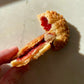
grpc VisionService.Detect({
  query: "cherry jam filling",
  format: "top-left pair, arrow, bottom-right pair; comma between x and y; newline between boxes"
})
40,16 -> 51,31
18,38 -> 45,59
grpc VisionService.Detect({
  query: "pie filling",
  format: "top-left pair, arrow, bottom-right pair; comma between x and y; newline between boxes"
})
40,16 -> 51,31
16,17 -> 52,60
18,38 -> 45,59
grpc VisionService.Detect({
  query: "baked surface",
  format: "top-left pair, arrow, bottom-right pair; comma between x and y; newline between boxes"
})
11,11 -> 70,67
38,11 -> 69,50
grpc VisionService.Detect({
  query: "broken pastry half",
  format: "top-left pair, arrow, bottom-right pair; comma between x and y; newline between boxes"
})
11,11 -> 69,67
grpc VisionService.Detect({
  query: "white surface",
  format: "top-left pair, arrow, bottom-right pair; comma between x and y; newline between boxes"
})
0,0 -> 84,84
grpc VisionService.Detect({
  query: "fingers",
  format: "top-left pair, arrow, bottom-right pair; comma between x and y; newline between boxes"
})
0,46 -> 18,65
0,64 -> 29,84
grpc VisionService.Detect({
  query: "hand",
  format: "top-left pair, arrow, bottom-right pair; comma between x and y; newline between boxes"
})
0,46 -> 18,65
0,47 -> 28,84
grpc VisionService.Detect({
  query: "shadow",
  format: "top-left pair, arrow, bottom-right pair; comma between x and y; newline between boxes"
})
0,0 -> 21,7
0,64 -> 11,78
22,23 -> 84,84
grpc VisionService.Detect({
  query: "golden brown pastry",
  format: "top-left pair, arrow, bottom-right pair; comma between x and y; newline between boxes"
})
11,11 -> 69,67
38,11 -> 69,50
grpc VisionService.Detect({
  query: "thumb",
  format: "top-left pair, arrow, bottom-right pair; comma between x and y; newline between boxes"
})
0,46 -> 18,65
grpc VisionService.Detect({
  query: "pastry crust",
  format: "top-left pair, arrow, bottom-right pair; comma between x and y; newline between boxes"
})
16,34 -> 44,58
11,11 -> 70,67
11,34 -> 51,67
38,11 -> 69,50
38,11 -> 63,24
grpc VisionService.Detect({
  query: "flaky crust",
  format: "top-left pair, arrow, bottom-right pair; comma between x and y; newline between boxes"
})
11,34 -> 51,67
16,34 -> 44,58
11,11 -> 70,67
38,11 -> 69,50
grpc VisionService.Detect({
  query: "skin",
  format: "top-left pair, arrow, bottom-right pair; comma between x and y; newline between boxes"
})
0,47 -> 28,84
0,46 -> 18,65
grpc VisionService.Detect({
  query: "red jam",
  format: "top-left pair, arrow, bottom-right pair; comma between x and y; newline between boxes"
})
40,16 -> 51,31
17,38 -> 45,60
17,41 -> 45,61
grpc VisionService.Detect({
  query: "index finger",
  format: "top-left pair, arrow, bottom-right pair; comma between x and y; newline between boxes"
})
0,46 -> 18,65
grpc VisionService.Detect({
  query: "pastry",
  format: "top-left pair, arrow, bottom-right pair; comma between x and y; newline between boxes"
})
11,11 -> 69,67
